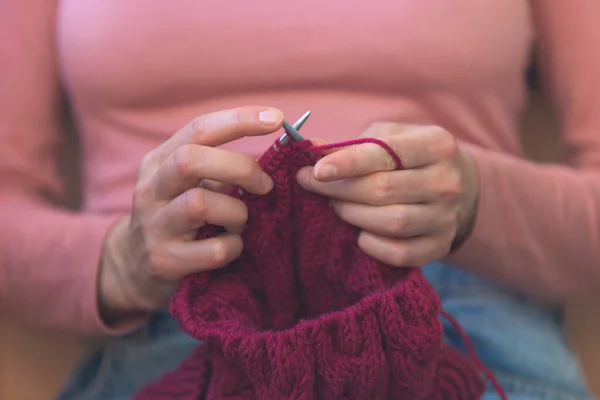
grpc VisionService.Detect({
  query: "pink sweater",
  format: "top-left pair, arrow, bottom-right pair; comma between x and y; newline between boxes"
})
1,0 -> 600,335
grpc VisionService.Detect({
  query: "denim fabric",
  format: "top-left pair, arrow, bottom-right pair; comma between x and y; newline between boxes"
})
422,262 -> 592,400
58,311 -> 198,400
58,263 -> 593,400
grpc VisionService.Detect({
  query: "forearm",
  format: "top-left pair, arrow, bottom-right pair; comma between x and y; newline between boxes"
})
447,144 -> 600,304
0,196 -> 145,335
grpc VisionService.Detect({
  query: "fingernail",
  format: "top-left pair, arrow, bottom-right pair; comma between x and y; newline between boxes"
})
212,241 -> 227,264
296,169 -> 310,186
315,164 -> 337,180
261,173 -> 274,191
258,109 -> 283,126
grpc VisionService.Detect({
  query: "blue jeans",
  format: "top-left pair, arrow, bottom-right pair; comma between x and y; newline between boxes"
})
58,262 -> 593,399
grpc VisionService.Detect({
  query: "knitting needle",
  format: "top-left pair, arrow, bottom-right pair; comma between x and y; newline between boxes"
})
272,111 -> 310,153
279,110 -> 311,145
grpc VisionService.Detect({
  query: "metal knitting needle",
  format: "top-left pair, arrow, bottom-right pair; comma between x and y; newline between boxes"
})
279,110 -> 311,146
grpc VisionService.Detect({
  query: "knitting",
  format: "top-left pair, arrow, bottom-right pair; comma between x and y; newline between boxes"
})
135,138 -> 495,400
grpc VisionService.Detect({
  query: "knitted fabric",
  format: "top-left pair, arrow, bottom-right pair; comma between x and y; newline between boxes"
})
136,139 -> 489,400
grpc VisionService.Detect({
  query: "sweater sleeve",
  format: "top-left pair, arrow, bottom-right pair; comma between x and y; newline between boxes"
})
0,0 -> 145,335
448,1 -> 600,303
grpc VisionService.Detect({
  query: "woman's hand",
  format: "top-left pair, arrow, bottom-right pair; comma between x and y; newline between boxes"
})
99,106 -> 284,317
297,123 -> 480,267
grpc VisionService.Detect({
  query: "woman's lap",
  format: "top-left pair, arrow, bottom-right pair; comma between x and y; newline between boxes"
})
58,263 -> 593,400
422,262 -> 591,400
58,311 -> 198,400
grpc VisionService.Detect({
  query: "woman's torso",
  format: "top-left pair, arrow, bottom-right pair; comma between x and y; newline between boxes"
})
56,0 -> 533,214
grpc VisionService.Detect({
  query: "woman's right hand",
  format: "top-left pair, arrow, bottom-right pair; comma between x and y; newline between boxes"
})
98,106 -> 284,318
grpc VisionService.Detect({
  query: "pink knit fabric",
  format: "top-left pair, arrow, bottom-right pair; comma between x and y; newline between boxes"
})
136,139 -> 488,399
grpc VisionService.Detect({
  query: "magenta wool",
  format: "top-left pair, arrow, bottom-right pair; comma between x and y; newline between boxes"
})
135,139 -> 495,399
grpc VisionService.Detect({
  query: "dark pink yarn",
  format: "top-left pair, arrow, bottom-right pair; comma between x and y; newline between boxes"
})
136,139 -> 496,400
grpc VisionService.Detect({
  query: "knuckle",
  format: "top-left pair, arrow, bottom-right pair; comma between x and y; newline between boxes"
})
133,179 -> 154,206
146,246 -> 172,278
188,115 -> 207,138
372,173 -> 395,203
230,107 -> 257,129
142,211 -> 163,239
385,207 -> 408,235
234,109 -> 248,126
180,189 -> 208,220
171,144 -> 197,174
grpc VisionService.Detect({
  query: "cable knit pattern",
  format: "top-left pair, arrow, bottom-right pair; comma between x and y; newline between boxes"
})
136,140 -> 485,399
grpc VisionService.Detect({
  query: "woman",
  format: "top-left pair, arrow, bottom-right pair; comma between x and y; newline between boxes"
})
1,0 -> 598,398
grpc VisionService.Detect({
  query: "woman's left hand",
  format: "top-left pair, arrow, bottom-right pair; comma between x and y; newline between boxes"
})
296,122 -> 480,267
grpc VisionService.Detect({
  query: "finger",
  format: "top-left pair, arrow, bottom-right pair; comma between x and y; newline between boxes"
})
148,234 -> 243,280
312,123 -> 458,181
332,201 -> 447,238
155,187 -> 248,237
199,180 -> 235,195
297,167 -> 432,205
357,231 -> 450,268
309,137 -> 329,146
308,137 -> 339,156
154,145 -> 273,200
156,106 -> 284,162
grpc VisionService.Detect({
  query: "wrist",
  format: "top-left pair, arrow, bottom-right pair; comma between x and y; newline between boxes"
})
97,215 -> 143,319
452,146 -> 480,250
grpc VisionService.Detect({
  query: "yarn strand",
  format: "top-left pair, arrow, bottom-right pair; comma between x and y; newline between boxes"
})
441,311 -> 508,400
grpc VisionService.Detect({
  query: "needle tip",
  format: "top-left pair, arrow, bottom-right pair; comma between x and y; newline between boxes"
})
279,110 -> 312,145
294,111 -> 311,131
